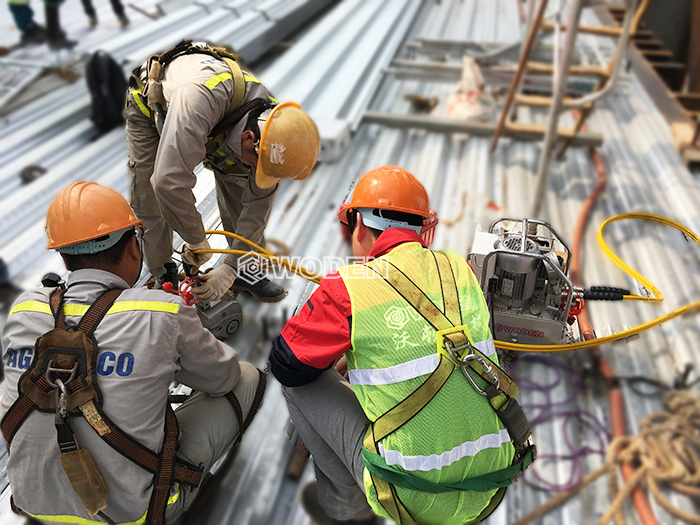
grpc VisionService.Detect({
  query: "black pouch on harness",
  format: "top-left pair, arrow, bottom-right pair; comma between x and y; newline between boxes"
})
85,50 -> 128,133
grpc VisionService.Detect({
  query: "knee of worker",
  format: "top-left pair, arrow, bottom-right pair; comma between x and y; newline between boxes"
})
232,361 -> 263,421
175,392 -> 240,471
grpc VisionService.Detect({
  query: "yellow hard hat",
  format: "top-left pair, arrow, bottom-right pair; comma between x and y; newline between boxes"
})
255,102 -> 321,190
47,182 -> 143,254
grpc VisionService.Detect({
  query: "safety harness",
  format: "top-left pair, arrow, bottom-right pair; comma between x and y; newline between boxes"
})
130,40 -> 274,141
361,253 -> 536,525
1,288 -> 267,524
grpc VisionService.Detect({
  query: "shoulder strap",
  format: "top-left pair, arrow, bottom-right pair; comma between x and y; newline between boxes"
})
221,57 -> 246,116
50,288 -> 67,329
76,288 -> 123,336
208,98 -> 272,139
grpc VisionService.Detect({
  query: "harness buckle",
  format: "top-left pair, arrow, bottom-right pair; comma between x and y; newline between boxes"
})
45,360 -> 78,389
444,338 -> 501,395
53,378 -> 68,424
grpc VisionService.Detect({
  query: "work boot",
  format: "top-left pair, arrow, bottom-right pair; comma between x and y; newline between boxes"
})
230,275 -> 286,302
300,482 -> 377,525
20,22 -> 47,45
156,261 -> 179,291
45,5 -> 77,51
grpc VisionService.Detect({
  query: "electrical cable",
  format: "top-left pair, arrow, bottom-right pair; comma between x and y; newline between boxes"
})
510,355 -> 610,493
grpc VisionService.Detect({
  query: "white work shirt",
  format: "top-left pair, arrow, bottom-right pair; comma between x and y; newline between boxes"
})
0,269 -> 241,522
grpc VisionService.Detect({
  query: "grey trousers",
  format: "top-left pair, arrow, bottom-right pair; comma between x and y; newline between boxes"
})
124,94 -> 277,277
282,369 -> 373,521
165,361 -> 261,523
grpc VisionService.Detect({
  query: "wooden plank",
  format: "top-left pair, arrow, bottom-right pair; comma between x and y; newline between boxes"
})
634,40 -> 663,50
514,93 -> 593,109
651,62 -> 688,92
540,21 -> 622,37
526,61 -> 609,77
541,21 -> 653,39
675,93 -> 700,111
361,111 -> 604,148
641,50 -> 673,62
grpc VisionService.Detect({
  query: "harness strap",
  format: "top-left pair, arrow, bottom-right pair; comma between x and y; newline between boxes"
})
147,405 -> 179,525
221,57 -> 246,118
1,395 -> 35,452
208,98 -> 271,140
50,287 -> 66,329
225,365 -> 268,446
77,289 -> 123,336
79,399 -> 202,487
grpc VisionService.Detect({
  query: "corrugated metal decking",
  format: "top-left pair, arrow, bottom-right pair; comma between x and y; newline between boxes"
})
0,0 -> 698,524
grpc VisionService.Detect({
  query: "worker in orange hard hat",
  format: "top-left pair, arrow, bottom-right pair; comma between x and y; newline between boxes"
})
0,181 -> 266,524
124,41 -> 320,302
270,166 -> 534,525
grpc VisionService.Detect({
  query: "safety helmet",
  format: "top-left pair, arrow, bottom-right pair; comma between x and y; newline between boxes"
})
255,102 -> 321,190
338,166 -> 431,234
47,182 -> 143,254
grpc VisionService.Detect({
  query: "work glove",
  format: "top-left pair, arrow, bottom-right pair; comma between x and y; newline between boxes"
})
182,239 -> 212,272
192,264 -> 237,302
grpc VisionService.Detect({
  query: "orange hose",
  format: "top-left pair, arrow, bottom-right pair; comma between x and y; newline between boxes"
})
517,0 -> 527,23
569,119 -> 659,524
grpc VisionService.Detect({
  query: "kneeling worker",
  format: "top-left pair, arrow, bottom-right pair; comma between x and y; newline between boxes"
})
0,182 -> 266,524
270,166 -> 535,524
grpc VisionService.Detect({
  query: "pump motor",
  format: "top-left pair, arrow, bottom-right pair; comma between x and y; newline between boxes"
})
468,218 -> 576,346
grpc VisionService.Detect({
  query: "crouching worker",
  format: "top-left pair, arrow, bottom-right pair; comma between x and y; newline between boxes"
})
270,167 -> 535,525
0,182 -> 266,524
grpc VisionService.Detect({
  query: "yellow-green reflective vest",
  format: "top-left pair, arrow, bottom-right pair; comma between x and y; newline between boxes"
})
339,242 -> 514,524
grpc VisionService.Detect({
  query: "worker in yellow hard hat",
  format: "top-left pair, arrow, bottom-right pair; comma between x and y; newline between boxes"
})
0,181 -> 266,523
124,40 -> 320,302
270,166 -> 535,525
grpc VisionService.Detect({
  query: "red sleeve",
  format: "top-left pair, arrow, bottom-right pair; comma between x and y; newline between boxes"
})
270,272 -> 352,386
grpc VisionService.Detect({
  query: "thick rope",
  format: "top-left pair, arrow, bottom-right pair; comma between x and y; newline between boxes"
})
513,390 -> 700,524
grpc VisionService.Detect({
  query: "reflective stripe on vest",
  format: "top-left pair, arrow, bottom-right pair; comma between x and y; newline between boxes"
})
25,490 -> 180,524
9,300 -> 180,317
339,243 -> 513,524
348,338 -> 496,386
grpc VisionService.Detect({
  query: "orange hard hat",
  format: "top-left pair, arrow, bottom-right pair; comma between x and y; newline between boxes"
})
338,166 -> 430,225
47,182 -> 143,253
255,102 -> 321,190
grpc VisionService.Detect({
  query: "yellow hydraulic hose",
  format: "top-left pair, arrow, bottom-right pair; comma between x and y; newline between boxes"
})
195,214 -> 700,353
498,213 -> 700,352
193,230 -> 323,284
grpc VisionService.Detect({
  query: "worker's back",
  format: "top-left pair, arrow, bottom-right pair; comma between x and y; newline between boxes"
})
0,269 -> 237,522
339,241 -> 515,523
